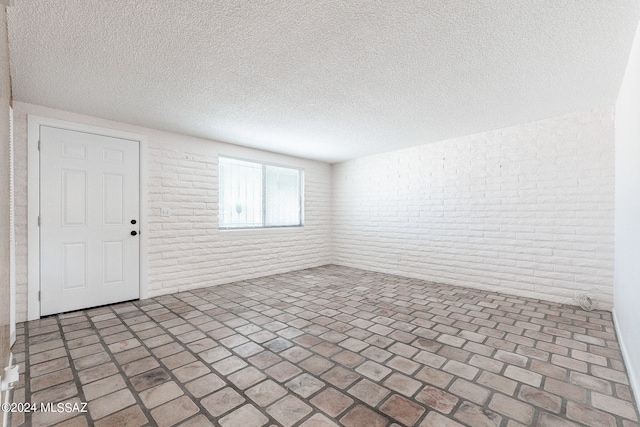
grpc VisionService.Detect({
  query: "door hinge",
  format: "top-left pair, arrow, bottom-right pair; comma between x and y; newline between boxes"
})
38,291 -> 41,301
38,140 -> 41,151
38,215 -> 41,226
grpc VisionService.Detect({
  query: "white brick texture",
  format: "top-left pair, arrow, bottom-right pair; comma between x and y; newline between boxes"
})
332,108 -> 615,309
12,102 -> 616,321
145,142 -> 332,297
12,102 -> 331,321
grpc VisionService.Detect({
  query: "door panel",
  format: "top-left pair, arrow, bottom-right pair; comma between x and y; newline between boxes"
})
40,126 -> 140,316
103,241 -> 124,285
63,242 -> 87,290
103,173 -> 124,225
62,169 -> 87,226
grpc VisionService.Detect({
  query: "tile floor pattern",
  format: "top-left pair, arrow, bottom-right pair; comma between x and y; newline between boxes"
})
9,265 -> 640,427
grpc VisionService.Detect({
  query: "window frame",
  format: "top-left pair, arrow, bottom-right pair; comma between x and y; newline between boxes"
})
218,155 -> 304,230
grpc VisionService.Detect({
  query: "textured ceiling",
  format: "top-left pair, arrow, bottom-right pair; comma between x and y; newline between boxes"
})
7,1 -> 640,163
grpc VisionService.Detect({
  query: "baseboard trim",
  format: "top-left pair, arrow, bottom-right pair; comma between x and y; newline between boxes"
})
612,308 -> 640,412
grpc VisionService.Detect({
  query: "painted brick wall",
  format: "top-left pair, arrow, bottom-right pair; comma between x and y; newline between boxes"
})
12,102 -> 332,321
145,139 -> 332,296
12,105 -> 27,324
12,102 -> 616,320
332,108 -> 616,309
0,7 -> 11,375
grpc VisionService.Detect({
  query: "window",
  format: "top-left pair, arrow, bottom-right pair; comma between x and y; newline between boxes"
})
218,157 -> 303,228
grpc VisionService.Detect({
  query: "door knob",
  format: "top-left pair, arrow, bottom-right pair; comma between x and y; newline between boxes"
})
131,231 -> 138,236
131,219 -> 137,224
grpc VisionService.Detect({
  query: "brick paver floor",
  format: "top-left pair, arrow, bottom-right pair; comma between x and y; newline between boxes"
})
10,265 -> 640,426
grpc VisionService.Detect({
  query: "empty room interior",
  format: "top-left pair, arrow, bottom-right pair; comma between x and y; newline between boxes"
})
2,1 -> 640,426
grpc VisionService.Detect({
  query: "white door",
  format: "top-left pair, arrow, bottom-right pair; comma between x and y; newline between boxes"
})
40,126 -> 140,316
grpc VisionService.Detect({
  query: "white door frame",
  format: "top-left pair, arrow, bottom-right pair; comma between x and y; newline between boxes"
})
27,115 -> 148,320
